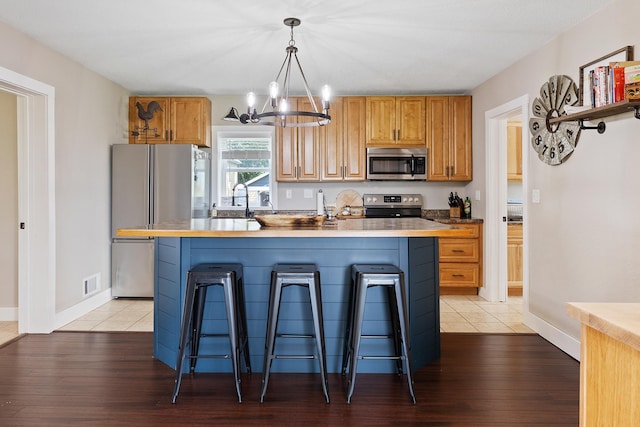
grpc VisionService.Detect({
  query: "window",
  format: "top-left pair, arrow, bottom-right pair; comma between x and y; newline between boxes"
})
217,129 -> 273,209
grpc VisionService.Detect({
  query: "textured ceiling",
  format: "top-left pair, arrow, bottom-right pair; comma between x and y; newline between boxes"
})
0,0 -> 613,96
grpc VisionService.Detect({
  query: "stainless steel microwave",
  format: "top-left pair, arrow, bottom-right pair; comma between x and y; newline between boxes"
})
366,147 -> 427,181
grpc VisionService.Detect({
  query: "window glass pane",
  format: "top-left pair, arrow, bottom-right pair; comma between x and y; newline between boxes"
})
218,136 -> 271,208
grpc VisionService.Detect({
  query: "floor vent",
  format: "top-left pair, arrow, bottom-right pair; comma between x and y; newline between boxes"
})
83,273 -> 100,297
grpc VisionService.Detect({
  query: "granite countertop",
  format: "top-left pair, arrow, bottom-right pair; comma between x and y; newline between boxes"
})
567,302 -> 640,352
117,217 -> 474,238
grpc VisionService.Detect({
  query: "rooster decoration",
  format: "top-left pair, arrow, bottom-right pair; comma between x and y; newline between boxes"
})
136,101 -> 163,129
132,100 -> 163,139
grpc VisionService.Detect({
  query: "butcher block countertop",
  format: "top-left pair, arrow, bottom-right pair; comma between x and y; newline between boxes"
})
567,302 -> 640,352
117,217 -> 473,238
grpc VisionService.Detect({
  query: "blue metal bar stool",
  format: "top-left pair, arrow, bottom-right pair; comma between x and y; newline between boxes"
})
260,263 -> 330,403
171,263 -> 251,403
342,264 -> 416,404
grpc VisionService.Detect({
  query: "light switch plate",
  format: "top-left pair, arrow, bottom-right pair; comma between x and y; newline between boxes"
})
532,189 -> 540,204
475,190 -> 481,201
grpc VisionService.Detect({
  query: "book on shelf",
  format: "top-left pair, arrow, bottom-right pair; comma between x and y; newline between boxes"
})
609,61 -> 640,102
612,66 -> 625,103
625,65 -> 640,84
586,61 -> 640,107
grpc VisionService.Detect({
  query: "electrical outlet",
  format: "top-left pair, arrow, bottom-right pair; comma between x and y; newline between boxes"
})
286,189 -> 292,199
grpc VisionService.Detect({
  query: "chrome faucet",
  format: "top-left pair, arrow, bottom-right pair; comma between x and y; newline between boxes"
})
231,183 -> 251,218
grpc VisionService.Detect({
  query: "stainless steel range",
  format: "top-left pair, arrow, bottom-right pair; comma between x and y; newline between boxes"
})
363,193 -> 424,218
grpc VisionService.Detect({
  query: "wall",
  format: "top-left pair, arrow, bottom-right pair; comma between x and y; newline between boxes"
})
0,91 -> 18,313
210,94 -> 472,212
472,0 -> 640,342
0,21 -> 130,314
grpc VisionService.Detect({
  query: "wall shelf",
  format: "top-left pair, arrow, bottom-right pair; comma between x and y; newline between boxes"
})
548,100 -> 640,124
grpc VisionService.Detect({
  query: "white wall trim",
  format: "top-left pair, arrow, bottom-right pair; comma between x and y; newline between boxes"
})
0,65 -> 56,333
0,307 -> 18,321
482,94 -> 530,303
524,310 -> 580,361
54,289 -> 112,330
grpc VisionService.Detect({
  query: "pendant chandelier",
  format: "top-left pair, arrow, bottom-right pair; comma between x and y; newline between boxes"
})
224,17 -> 331,127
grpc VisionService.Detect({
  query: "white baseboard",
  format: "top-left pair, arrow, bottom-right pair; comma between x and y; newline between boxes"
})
0,307 -> 18,321
523,310 -> 580,361
54,289 -> 113,330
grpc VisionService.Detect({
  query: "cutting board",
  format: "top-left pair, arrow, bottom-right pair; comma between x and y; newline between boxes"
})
335,190 -> 363,215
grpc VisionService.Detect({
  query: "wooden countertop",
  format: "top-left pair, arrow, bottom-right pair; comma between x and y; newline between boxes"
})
429,218 -> 484,225
567,302 -> 640,352
117,217 -> 473,238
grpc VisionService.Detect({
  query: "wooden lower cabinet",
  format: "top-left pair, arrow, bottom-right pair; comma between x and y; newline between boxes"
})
507,223 -> 523,296
439,222 -> 482,295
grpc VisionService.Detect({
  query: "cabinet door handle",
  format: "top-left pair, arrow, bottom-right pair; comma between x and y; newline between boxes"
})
340,166 -> 344,178
165,130 -> 169,141
392,129 -> 396,141
452,249 -> 465,253
397,129 -> 401,140
452,274 -> 465,278
170,130 -> 173,141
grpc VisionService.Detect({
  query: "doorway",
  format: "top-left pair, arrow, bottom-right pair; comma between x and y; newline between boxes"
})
0,91 -> 18,330
0,66 -> 56,333
481,95 -> 530,323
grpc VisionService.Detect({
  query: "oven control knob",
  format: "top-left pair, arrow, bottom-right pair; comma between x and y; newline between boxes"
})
371,196 -> 377,203
403,197 -> 409,203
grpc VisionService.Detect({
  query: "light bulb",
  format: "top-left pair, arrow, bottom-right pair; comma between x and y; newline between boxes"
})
280,98 -> 288,113
246,92 -> 256,108
321,84 -> 331,102
269,82 -> 279,99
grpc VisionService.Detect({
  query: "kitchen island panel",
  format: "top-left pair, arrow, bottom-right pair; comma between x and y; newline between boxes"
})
154,236 -> 439,374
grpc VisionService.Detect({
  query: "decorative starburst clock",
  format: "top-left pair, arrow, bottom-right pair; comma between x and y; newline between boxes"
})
529,75 -> 582,165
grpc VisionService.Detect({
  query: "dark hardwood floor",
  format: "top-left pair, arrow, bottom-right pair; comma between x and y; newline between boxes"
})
0,332 -> 579,426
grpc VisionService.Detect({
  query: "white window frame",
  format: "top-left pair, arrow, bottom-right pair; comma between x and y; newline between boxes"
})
213,126 -> 276,211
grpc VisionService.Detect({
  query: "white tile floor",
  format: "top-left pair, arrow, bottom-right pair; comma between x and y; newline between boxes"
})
0,295 -> 533,347
440,295 -> 534,333
0,320 -> 19,345
57,298 -> 154,332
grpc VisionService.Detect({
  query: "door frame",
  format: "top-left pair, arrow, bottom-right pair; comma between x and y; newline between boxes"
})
0,66 -> 56,333
482,95 -> 529,309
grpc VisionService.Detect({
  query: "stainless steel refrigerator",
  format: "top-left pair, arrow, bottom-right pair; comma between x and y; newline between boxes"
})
111,144 -> 211,297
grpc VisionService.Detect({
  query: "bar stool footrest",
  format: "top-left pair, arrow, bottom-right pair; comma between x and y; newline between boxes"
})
277,333 -> 315,339
273,355 -> 317,359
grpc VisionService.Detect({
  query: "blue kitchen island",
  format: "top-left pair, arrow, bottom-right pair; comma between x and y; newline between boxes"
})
118,217 -> 470,374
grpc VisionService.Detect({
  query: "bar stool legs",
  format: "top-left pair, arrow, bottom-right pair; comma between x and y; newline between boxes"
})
260,263 -> 330,403
344,264 -> 416,404
171,263 -> 251,403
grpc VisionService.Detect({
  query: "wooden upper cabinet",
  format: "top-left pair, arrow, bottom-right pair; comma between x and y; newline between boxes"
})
426,96 -> 472,181
507,120 -> 523,181
129,97 -> 170,144
129,96 -> 211,147
170,97 -> 211,147
322,97 -> 366,181
366,96 -> 425,147
276,98 -> 321,182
